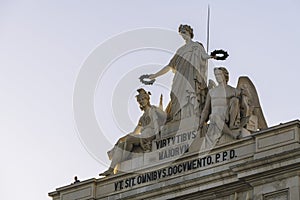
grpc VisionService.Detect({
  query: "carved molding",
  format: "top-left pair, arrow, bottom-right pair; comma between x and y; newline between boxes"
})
263,189 -> 289,200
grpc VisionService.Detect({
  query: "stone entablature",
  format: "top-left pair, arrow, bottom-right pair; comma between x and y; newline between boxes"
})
49,120 -> 300,200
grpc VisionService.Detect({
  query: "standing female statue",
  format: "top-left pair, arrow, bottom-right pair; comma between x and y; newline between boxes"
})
147,24 -> 217,122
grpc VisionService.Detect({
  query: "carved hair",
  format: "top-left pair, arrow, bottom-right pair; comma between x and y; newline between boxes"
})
136,88 -> 151,110
136,88 -> 151,99
214,67 -> 229,83
178,24 -> 194,39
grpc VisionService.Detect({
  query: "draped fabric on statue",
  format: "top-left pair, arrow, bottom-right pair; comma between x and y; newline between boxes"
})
139,106 -> 166,138
166,41 -> 210,121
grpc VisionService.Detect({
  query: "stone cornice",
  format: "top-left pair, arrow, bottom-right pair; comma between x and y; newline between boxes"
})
49,119 -> 300,200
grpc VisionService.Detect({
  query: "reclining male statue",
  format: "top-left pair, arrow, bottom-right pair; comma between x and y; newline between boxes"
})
100,88 -> 167,176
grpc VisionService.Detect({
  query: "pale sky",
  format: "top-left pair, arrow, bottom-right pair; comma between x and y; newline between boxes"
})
0,1 -> 299,200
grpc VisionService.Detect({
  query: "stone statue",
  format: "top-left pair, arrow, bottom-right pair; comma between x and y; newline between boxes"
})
100,89 -> 167,176
199,67 -> 267,150
237,76 -> 268,132
147,24 -> 217,122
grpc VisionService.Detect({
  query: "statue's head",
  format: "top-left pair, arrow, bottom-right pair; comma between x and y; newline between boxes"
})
214,67 -> 229,84
178,24 -> 194,39
136,88 -> 151,110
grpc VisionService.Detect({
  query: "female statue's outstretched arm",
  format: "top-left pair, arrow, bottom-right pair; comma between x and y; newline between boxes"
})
149,65 -> 172,79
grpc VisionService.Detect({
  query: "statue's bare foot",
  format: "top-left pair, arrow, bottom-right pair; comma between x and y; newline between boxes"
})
99,168 -> 114,177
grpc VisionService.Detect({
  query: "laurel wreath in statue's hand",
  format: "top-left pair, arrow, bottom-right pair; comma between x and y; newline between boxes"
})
139,74 -> 156,85
210,49 -> 229,60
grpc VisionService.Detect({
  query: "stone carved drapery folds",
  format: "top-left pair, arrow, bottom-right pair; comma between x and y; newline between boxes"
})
166,40 -> 211,121
100,89 -> 167,176
200,67 -> 268,150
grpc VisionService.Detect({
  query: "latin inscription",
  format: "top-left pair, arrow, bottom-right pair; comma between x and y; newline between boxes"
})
155,130 -> 196,150
156,130 -> 196,160
158,144 -> 189,160
114,149 -> 237,191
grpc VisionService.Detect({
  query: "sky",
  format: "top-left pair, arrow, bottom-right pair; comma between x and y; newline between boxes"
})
0,1 -> 300,200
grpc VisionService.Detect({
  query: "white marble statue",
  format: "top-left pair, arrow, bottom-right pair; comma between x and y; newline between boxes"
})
148,24 -> 217,122
100,89 -> 167,176
199,67 -> 267,150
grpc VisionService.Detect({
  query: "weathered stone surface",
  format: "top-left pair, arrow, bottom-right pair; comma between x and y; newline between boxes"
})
61,186 -> 92,200
49,179 -> 96,200
49,120 -> 300,200
254,122 -> 300,159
